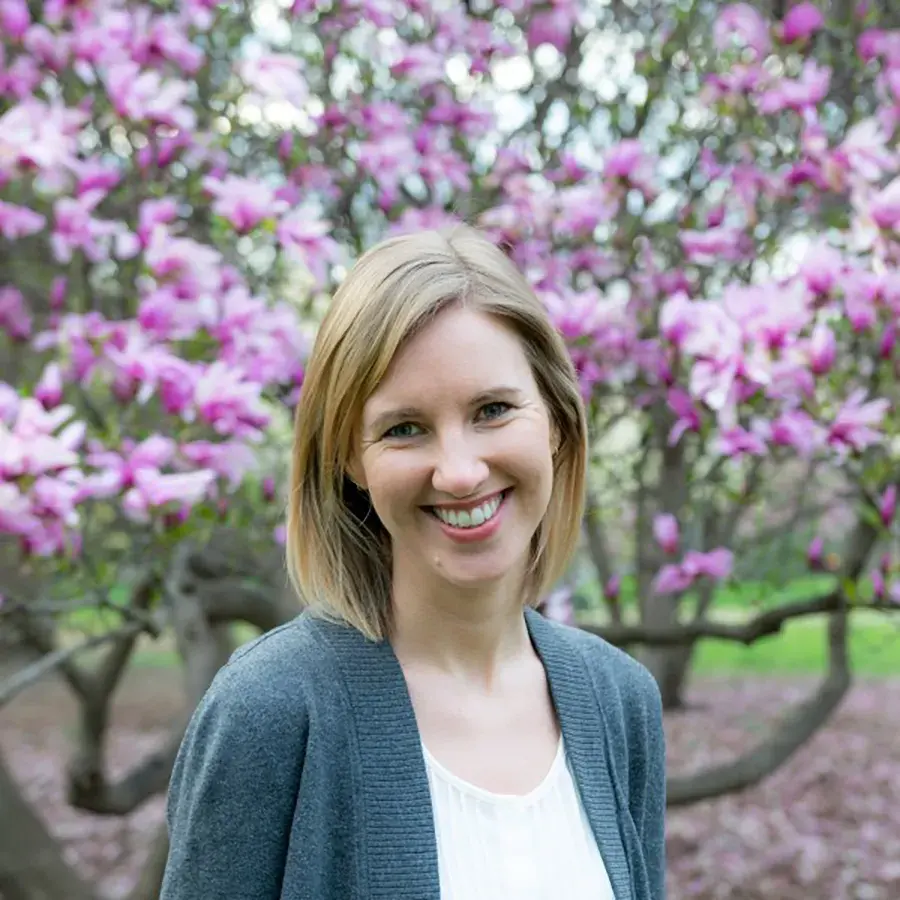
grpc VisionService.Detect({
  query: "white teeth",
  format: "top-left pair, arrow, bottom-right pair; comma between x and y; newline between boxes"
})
433,493 -> 503,529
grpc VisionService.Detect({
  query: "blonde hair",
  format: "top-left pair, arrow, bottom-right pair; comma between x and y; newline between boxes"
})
286,224 -> 587,641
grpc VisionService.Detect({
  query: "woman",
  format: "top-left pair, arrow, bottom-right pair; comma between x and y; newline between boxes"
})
161,225 -> 666,900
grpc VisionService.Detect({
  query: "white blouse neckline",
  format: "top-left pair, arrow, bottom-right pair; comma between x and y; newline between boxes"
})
420,737 -> 566,807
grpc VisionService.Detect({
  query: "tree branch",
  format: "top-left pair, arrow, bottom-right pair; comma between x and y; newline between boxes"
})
0,624 -> 142,709
580,589 -> 898,648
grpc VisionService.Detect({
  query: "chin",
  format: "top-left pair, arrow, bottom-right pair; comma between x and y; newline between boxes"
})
428,548 -> 527,592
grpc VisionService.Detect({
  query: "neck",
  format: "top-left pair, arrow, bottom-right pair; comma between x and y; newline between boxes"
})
388,568 -> 533,686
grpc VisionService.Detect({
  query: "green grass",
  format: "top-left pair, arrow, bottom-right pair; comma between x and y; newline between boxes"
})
691,614 -> 900,677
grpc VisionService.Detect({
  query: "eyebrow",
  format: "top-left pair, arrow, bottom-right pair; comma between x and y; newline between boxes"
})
365,386 -> 527,436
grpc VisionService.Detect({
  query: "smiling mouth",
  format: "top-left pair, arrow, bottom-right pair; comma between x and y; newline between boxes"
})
428,490 -> 508,530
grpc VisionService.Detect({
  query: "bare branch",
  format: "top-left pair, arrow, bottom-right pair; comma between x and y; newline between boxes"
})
69,724 -> 185,816
667,599 -> 852,806
580,590 -> 898,648
0,624 -> 142,709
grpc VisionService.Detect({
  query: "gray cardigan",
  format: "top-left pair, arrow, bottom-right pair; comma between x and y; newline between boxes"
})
160,607 -> 666,899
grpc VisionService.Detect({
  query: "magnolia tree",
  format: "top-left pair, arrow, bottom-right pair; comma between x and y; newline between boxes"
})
2,0 -> 900,896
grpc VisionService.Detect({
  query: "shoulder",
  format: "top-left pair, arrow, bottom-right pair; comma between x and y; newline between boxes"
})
190,612 -> 346,747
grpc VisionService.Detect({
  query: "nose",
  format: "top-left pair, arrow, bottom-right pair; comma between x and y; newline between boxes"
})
431,432 -> 490,499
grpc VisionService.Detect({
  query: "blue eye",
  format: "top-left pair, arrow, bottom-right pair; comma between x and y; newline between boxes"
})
479,402 -> 512,421
384,422 -> 423,439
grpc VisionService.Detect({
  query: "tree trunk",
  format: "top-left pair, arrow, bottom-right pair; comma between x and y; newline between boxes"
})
639,640 -> 696,710
0,750 -> 97,900
127,827 -> 169,900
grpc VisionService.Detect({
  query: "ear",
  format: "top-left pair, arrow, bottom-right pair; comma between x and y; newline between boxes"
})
550,421 -> 562,458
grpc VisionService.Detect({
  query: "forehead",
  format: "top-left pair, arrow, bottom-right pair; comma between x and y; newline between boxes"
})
363,306 -> 537,414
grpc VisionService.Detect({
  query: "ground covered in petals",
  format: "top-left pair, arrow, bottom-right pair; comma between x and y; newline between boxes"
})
1,670 -> 898,899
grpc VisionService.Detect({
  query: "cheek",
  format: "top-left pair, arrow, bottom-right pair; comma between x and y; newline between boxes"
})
361,454 -> 426,522
501,420 -> 555,487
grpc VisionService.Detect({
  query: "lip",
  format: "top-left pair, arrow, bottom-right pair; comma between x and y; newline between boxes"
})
426,490 -> 509,544
427,489 -> 507,513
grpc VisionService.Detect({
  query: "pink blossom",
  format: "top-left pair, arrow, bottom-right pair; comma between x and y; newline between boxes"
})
238,54 -> 308,106
763,410 -> 823,457
869,176 -> 900,229
0,0 -> 30,39
872,569 -> 885,600
1,52 -> 41,99
604,140 -> 648,179
0,483 -> 38,538
880,324 -> 896,360
653,513 -> 680,554
889,580 -> 900,606
527,4 -> 578,53
30,474 -> 80,526
180,440 -> 258,491
780,2 -> 824,43
713,4 -> 771,58
3,425 -> 82,479
680,226 -> 752,264
0,200 -> 45,239
653,563 -> 693,596
879,485 -> 897,528
717,426 -> 768,458
554,184 -> 618,237
659,293 -> 698,348
857,29 -> 888,62
540,585 -> 576,625
122,468 -> 216,522
131,11 -> 205,74
68,158 -> 120,196
276,209 -> 341,286
34,363 -> 63,409
157,359 -> 199,416
0,99 -> 86,173
798,241 -> 845,294
49,276 -> 67,311
84,435 -> 177,497
193,362 -> 269,437
757,61 -> 831,114
202,174 -> 287,234
827,389 -> 890,454
682,548 -> 734,581
652,547 -> 733,596
807,536 -> 824,570
841,272 -> 879,331
0,285 -> 31,340
604,575 -> 621,602
22,24 -> 70,73
51,192 -> 138,265
831,118 -> 896,182
137,198 -> 179,246
667,388 -> 702,445
390,44 -> 448,85
0,383 -> 19,422
806,323 -> 836,374
104,61 -> 196,130
144,229 -> 222,294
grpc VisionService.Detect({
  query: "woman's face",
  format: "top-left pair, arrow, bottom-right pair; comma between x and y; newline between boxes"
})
354,305 -> 556,595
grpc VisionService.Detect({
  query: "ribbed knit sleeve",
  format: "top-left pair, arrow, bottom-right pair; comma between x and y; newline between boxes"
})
160,644 -> 309,899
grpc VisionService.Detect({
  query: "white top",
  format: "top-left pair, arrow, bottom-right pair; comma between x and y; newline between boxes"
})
423,739 -> 616,900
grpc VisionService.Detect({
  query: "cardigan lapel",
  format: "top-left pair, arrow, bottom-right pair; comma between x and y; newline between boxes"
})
312,618 -> 442,900
525,607 -> 634,900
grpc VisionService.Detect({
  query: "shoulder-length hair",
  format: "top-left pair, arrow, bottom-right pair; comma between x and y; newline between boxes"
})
286,224 -> 587,641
